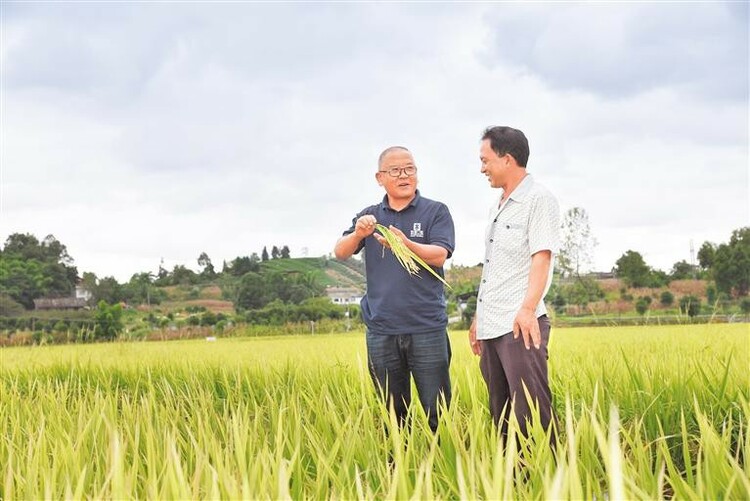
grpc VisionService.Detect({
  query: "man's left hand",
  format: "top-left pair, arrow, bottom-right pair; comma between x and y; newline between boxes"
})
373,225 -> 408,250
513,307 -> 540,350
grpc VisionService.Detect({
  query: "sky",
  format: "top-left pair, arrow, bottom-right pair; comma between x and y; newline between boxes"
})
1,2 -> 748,283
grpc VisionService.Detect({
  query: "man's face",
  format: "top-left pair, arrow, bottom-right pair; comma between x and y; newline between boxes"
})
480,139 -> 509,189
376,150 -> 418,202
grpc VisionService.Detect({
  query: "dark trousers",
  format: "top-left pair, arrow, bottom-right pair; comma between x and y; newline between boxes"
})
479,315 -> 556,441
366,329 -> 452,433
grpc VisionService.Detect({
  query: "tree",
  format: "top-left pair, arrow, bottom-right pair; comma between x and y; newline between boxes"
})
227,255 -> 260,277
197,252 -> 215,278
660,290 -> 674,307
615,251 -> 651,288
558,207 -> 597,278
0,293 -> 25,316
635,296 -> 651,315
679,295 -> 701,318
92,276 -> 125,304
560,276 -> 605,310
235,272 -> 267,310
125,272 -> 162,306
712,227 -> 750,297
670,260 -> 696,280
0,233 -> 78,307
93,301 -> 124,340
697,242 -> 716,270
271,246 -> 280,259
280,245 -> 291,259
81,272 -> 98,301
261,246 -> 269,262
170,265 -> 198,286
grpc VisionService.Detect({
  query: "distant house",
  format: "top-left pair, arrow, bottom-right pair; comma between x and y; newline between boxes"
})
33,297 -> 88,310
75,285 -> 93,302
34,283 -> 92,310
325,286 -> 363,305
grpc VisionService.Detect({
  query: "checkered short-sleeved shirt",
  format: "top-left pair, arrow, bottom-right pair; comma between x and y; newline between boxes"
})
475,175 -> 560,340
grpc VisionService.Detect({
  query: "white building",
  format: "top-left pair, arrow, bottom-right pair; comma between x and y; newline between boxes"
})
325,286 -> 363,305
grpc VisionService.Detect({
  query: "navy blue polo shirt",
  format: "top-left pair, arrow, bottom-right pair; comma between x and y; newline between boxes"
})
342,191 -> 455,335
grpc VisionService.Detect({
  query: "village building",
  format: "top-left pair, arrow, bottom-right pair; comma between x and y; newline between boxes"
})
325,286 -> 363,305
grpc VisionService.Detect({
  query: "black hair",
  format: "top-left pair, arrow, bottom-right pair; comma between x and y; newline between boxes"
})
481,126 -> 529,167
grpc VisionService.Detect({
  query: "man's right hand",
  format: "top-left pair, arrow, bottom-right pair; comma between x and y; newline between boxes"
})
468,318 -> 481,356
354,215 -> 378,239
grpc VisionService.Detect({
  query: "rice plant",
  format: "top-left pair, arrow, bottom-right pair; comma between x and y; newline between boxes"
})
375,223 -> 451,288
1,324 -> 748,498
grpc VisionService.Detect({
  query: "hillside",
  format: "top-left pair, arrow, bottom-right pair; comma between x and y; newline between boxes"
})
260,257 -> 365,289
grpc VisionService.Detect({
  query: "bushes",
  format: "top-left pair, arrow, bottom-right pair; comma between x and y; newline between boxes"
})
660,290 -> 674,307
679,295 -> 702,318
244,299 -> 355,326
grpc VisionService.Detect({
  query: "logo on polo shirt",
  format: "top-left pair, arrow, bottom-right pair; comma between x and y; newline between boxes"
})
410,222 -> 424,238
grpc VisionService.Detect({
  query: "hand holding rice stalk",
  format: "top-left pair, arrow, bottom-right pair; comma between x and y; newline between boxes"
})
375,224 -> 451,289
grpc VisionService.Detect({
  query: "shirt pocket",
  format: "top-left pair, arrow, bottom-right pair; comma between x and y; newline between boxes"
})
493,221 -> 527,251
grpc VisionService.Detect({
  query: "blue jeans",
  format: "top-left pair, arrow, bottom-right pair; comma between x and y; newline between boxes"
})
366,329 -> 452,432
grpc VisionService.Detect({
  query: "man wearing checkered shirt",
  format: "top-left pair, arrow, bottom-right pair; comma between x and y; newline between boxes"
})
469,126 -> 561,444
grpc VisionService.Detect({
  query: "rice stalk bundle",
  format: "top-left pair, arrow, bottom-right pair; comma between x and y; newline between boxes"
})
375,224 -> 451,289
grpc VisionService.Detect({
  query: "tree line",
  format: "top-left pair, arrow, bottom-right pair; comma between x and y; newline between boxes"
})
0,234 -> 311,313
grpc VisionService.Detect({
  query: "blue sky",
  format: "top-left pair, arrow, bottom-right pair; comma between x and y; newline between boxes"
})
2,2 -> 748,281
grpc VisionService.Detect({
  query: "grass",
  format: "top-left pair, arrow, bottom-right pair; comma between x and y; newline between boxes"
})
1,324 -> 748,498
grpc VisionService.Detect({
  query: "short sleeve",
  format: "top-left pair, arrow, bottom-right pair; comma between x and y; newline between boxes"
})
342,207 -> 375,255
527,191 -> 560,256
428,203 -> 456,258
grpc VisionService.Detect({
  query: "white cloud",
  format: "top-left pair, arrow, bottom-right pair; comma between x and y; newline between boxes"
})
1,3 -> 747,282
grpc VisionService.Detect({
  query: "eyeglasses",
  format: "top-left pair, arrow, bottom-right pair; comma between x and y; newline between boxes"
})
378,165 -> 417,177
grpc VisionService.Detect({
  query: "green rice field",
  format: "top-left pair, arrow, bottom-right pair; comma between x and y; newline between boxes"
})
2,324 -> 749,499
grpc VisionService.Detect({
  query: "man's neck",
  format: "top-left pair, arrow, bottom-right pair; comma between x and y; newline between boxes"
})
387,194 -> 415,212
500,171 -> 528,202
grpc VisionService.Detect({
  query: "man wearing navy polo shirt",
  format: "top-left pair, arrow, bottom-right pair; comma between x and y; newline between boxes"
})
334,146 -> 455,433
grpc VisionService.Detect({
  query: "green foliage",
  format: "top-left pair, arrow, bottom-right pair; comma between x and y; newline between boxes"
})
0,233 -> 78,309
615,250 -> 669,288
234,269 -> 323,312
635,296 -> 651,315
93,301 -> 124,340
670,260 -> 696,280
706,285 -> 717,304
244,298 -> 351,325
200,310 -> 218,326
225,254 -> 261,277
461,296 -> 477,325
197,252 -> 216,278
123,272 -> 166,306
740,298 -> 750,314
660,290 -> 675,307
559,276 -> 605,309
91,276 -> 126,305
679,295 -> 701,318
712,227 -> 750,297
0,293 -> 26,316
615,250 -> 651,288
697,241 -> 716,270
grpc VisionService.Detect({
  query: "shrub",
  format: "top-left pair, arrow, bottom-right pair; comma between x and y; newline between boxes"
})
635,297 -> 650,316
660,291 -> 674,307
679,295 -> 701,318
